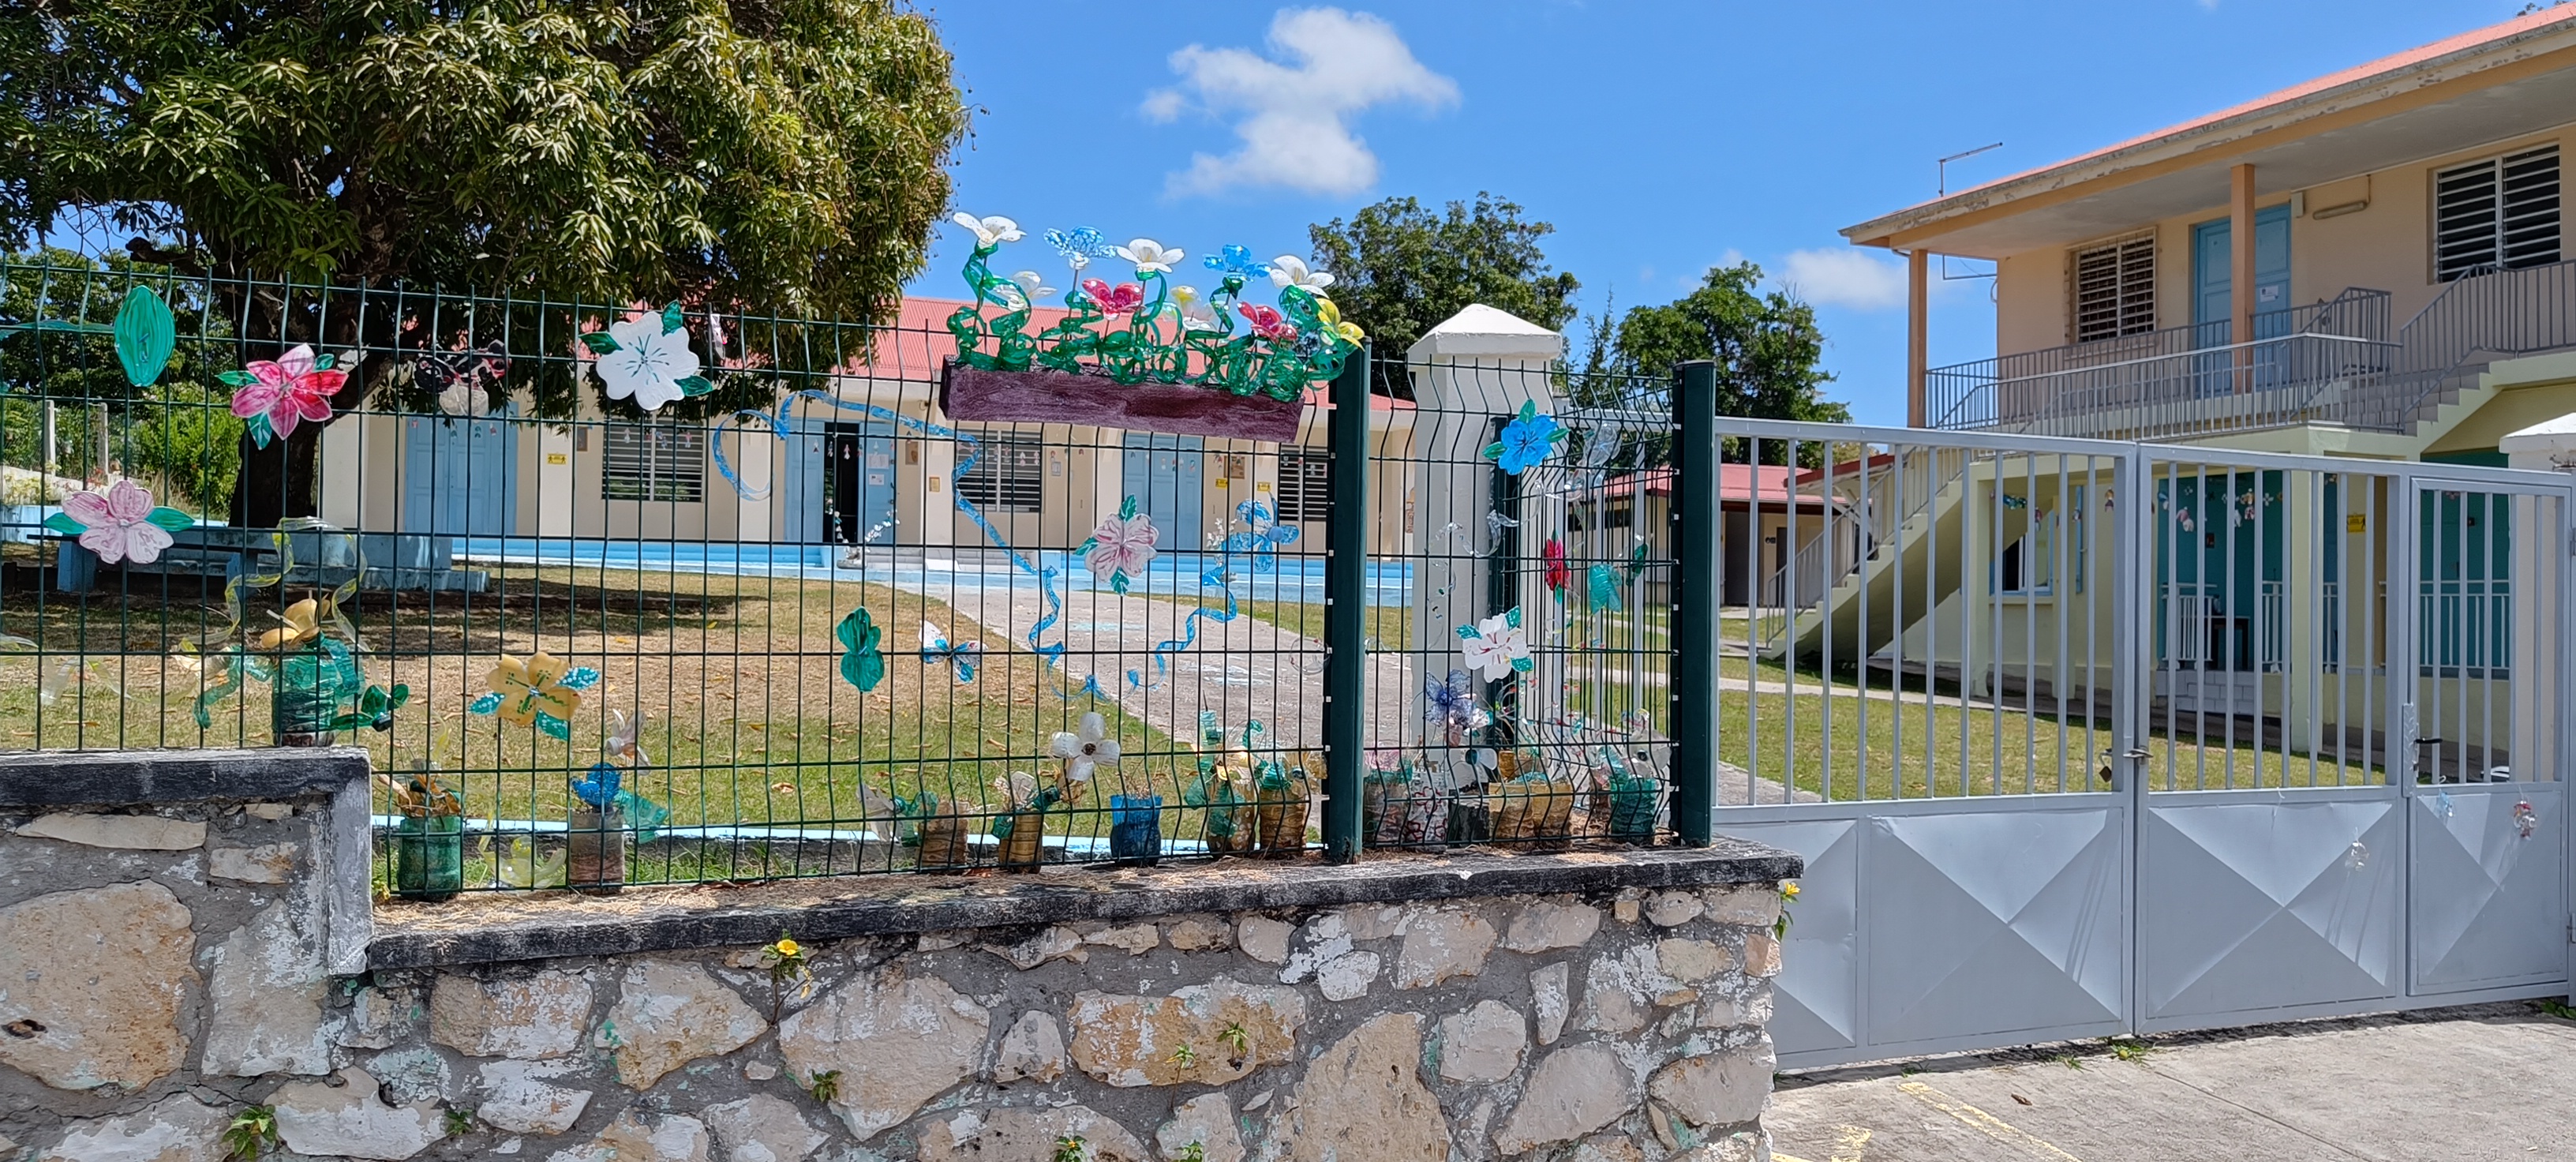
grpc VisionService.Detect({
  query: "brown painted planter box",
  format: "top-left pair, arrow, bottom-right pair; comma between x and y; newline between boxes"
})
941,362 -> 1306,444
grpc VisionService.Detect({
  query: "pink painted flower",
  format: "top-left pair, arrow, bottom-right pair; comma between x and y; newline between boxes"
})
227,343 -> 344,440
63,479 -> 173,565
1083,512 -> 1160,591
1237,304 -> 1296,342
1079,278 -> 1146,315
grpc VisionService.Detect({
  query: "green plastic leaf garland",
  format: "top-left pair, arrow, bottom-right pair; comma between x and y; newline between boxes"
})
114,287 -> 175,388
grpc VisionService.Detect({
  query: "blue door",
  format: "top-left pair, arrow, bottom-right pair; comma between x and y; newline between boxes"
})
403,414 -> 516,535
1121,433 -> 1203,557
2192,205 -> 2293,392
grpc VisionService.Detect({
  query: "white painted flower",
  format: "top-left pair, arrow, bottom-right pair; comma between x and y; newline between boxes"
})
1114,238 -> 1185,275
1459,611 -> 1532,683
1083,512 -> 1160,589
1268,255 -> 1335,294
1010,270 -> 1056,302
951,212 -> 1023,248
1181,299 -> 1222,332
1050,712 -> 1121,782
62,478 -> 172,565
593,314 -> 701,412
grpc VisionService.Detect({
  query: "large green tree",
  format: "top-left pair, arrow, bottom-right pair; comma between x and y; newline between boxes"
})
1306,192 -> 1579,392
1,0 -> 968,522
1581,262 -> 1848,459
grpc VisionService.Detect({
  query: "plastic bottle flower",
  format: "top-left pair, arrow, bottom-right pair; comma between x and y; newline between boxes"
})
1314,297 -> 1365,344
222,343 -> 345,448
1114,238 -> 1184,275
1268,256 -> 1335,294
608,708 -> 653,768
998,270 -> 1057,309
1078,279 -> 1147,316
1425,669 -> 1485,738
583,304 -> 709,414
1078,497 -> 1159,594
1180,300 -> 1222,332
1457,606 -> 1533,682
50,478 -> 190,565
1046,227 -> 1112,272
470,650 -> 601,739
1482,400 -> 1569,476
1236,304 -> 1296,342
1542,538 -> 1571,600
1204,245 -> 1270,279
952,213 -> 1023,248
1050,712 -> 1121,782
255,598 -> 326,650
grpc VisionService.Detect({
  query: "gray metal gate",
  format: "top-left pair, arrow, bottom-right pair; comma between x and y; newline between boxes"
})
1701,420 -> 2575,1069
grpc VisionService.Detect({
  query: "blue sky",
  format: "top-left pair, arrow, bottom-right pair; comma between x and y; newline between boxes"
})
918,0 -> 2544,425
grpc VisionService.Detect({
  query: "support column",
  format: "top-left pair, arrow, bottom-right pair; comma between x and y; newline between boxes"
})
2231,163 -> 2257,394
1671,361 -> 1720,846
1320,351 -> 1371,861
1907,249 -> 1930,428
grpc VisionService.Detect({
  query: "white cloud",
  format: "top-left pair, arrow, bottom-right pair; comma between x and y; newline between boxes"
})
1144,8 -> 1458,197
1776,248 -> 1912,311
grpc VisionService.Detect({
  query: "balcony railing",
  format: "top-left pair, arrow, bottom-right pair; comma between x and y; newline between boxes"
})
1926,259 -> 2576,440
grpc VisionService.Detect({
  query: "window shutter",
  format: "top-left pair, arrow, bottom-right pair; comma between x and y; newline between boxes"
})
956,437 -> 1043,513
2072,234 -> 2155,343
1274,448 -> 1333,523
601,424 -> 706,503
2436,145 -> 2560,282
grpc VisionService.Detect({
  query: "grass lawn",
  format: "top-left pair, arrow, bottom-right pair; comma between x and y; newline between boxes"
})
2,561 -> 1202,886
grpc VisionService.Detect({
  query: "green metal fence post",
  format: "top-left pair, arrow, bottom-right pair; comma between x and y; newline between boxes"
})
1670,360 -> 1720,845
1320,348 -> 1373,862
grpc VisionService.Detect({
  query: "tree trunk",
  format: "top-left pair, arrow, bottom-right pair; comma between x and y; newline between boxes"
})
230,420 -> 324,528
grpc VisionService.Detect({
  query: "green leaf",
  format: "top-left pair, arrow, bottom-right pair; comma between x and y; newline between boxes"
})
1118,495 -> 1138,520
217,369 -> 258,387
837,608 -> 884,692
144,508 -> 194,532
113,287 -> 175,388
675,375 -> 714,397
43,512 -> 85,536
661,302 -> 686,335
578,332 -> 622,355
312,351 -> 335,371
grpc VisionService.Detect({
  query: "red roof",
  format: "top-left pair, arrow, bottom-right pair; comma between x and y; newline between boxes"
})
1589,465 -> 1825,505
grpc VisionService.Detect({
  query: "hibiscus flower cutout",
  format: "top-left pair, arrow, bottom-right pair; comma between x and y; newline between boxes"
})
1050,711 -> 1121,782
1543,538 -> 1571,601
221,343 -> 346,448
1079,497 -> 1159,594
49,479 -> 191,565
1078,278 -> 1146,315
1237,304 -> 1297,342
1482,400 -> 1568,476
1456,606 -> 1533,682
469,650 -> 601,739
580,303 -> 712,414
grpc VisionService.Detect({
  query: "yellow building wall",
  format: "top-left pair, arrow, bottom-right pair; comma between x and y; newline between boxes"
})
1989,126 -> 2571,356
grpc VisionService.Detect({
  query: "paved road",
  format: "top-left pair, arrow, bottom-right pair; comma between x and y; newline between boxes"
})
1766,1003 -> 2576,1162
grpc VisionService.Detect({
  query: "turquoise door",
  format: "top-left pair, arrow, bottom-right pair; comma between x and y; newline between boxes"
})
403,413 -> 516,535
1121,433 -> 1203,557
2192,205 -> 2293,393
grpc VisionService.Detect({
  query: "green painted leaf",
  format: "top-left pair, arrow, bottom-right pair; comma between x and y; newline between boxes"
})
661,302 -> 686,335
113,287 -> 175,388
144,508 -> 194,532
837,608 -> 885,692
312,351 -> 335,371
43,512 -> 84,536
578,331 -> 621,355
675,374 -> 714,397
218,369 -> 259,387
1118,495 -> 1138,520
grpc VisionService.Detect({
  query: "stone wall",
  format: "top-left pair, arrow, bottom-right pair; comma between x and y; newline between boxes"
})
0,749 -> 1799,1162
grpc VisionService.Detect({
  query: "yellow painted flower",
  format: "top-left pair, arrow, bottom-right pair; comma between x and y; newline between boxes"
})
254,598 -> 324,650
484,651 -> 582,729
1315,298 -> 1365,344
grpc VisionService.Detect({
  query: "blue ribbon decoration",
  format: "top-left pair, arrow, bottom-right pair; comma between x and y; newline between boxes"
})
1125,560 -> 1241,691
709,390 -> 1066,665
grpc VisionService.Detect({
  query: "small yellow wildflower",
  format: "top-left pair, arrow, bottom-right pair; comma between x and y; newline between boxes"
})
1782,882 -> 1801,900
772,938 -> 801,959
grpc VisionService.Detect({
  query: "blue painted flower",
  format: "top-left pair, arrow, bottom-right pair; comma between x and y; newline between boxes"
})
1482,400 -> 1568,476
1044,227 -> 1117,272
1203,244 -> 1269,279
1425,669 -> 1481,733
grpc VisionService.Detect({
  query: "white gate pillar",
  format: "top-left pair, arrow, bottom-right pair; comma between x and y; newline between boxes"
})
1404,305 -> 1563,756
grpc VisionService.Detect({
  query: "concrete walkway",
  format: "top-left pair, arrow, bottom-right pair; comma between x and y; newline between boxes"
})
1766,1003 -> 2576,1162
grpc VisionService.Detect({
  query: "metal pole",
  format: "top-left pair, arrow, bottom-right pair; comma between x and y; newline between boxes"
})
1671,361 -> 1720,845
1320,348 -> 1372,861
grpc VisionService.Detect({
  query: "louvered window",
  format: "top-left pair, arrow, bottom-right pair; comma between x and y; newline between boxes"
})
955,437 -> 1043,513
601,424 -> 706,503
2072,234 -> 2157,343
2435,145 -> 2562,282
1274,448 -> 1332,523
